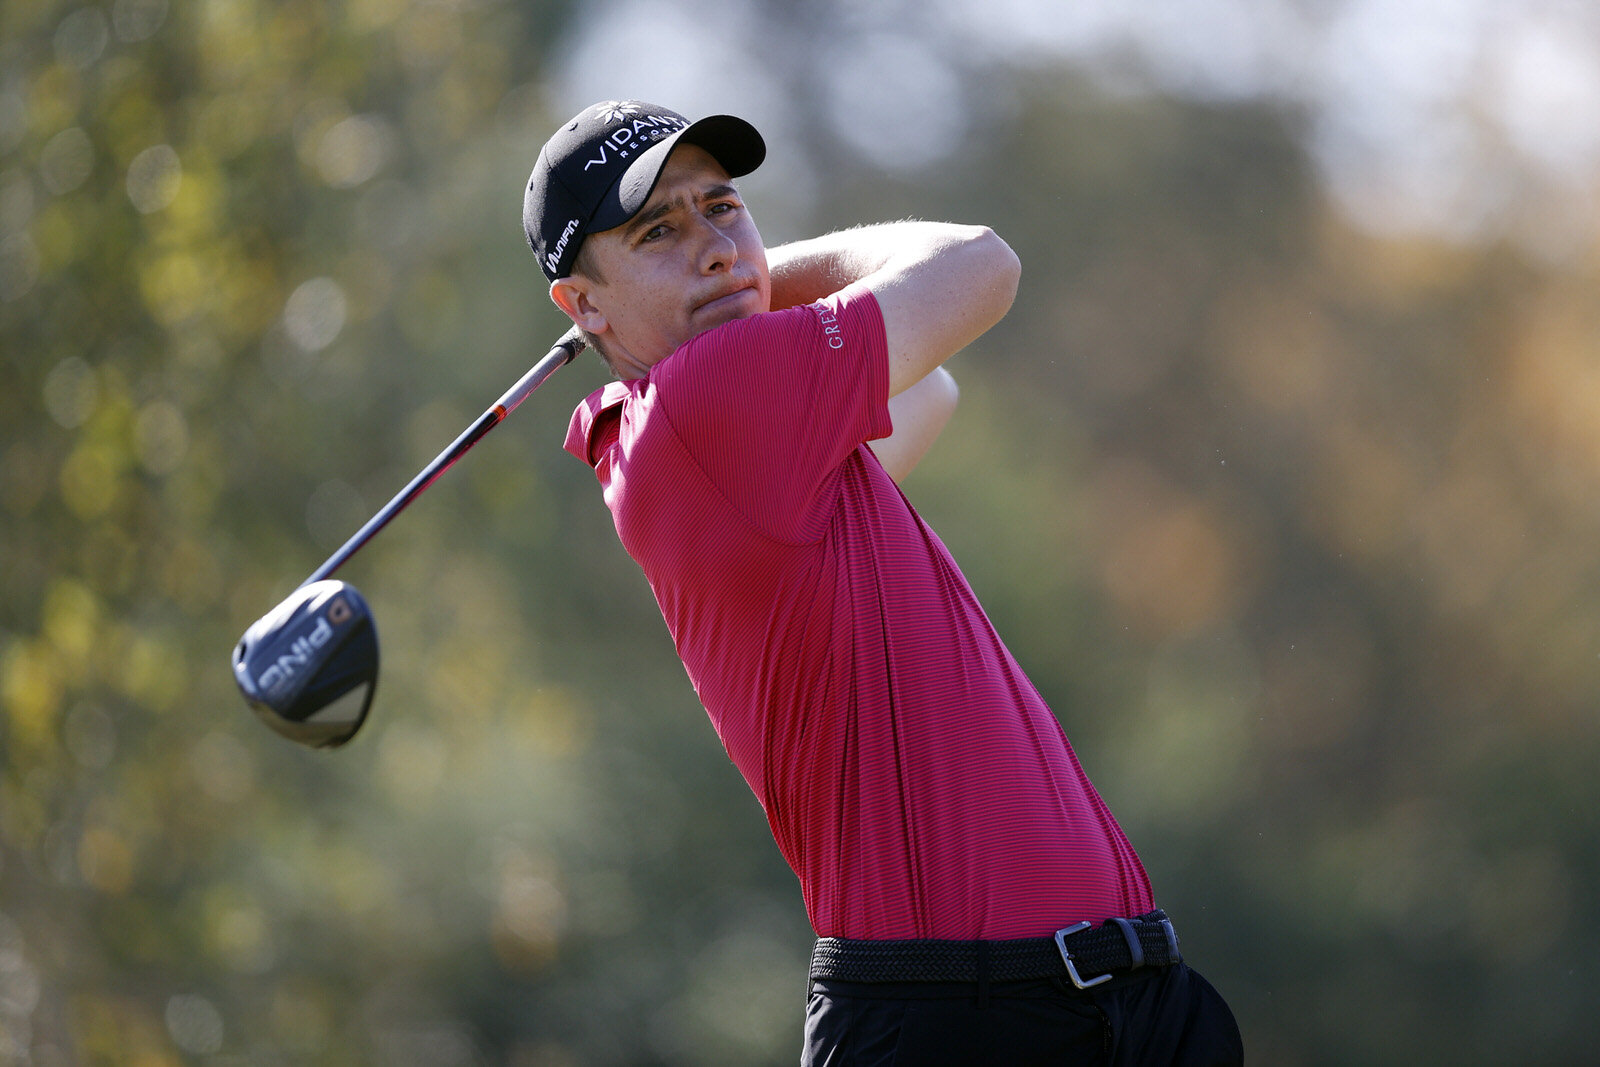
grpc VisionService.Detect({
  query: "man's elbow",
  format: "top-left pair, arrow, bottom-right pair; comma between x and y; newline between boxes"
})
966,226 -> 1020,324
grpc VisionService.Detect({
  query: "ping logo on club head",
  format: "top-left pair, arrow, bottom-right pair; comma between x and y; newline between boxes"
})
256,615 -> 336,695
329,596 -> 353,625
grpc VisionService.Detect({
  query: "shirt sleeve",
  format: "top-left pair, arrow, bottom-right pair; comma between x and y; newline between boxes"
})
650,283 -> 891,541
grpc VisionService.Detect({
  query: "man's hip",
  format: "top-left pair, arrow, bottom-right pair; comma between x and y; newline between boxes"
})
801,911 -> 1243,1066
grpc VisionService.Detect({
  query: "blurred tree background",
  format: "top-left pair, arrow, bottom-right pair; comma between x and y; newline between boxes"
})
5,0 -> 1600,1062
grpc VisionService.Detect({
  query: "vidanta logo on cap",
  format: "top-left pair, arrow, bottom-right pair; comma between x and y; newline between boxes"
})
577,106 -> 688,174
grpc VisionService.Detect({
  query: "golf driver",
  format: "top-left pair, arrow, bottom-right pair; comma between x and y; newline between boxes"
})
233,327 -> 587,747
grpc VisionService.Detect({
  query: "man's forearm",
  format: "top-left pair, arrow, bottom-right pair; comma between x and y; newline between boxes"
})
767,220 -> 1019,398
767,227 -> 875,311
767,222 -> 948,310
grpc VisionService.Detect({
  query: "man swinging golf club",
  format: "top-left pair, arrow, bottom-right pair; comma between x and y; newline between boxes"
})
527,100 -> 1243,1064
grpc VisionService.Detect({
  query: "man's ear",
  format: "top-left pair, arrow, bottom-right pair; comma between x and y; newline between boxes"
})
550,277 -> 607,333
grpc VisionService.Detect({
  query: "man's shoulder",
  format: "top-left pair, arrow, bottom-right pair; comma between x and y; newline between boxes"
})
564,379 -> 634,467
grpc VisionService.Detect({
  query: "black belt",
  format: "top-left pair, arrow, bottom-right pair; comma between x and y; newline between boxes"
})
810,910 -> 1182,990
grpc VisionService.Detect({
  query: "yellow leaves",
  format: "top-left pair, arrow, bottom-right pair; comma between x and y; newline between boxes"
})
126,158 -> 280,339
67,993 -> 181,1066
200,883 -> 275,973
31,198 -> 81,274
136,247 -> 208,327
265,1 -> 328,71
54,368 -> 192,520
158,158 -> 221,239
26,64 -> 83,140
59,440 -> 127,519
42,577 -> 102,671
135,241 -> 248,331
196,0 -> 268,91
118,628 -> 188,713
3,570 -> 198,748
104,89 -> 169,168
2,638 -> 64,750
196,0 -> 330,92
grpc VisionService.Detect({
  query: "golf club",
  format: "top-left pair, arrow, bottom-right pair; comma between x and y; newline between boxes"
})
232,326 -> 587,748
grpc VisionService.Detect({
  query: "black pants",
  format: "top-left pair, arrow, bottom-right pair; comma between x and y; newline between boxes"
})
802,962 -> 1242,1066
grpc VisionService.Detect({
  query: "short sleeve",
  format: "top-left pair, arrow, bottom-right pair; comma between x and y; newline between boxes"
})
649,283 -> 891,540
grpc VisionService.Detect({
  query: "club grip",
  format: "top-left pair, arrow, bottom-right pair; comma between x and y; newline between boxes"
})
494,327 -> 588,416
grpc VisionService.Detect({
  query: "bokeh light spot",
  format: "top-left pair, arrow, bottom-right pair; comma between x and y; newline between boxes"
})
283,277 -> 347,352
39,127 -> 95,196
315,115 -> 395,188
126,144 -> 182,213
165,994 -> 224,1055
43,356 -> 99,428
112,0 -> 169,42
134,399 -> 189,476
54,8 -> 111,69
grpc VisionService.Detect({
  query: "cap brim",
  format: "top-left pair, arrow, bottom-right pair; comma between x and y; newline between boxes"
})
588,115 -> 766,235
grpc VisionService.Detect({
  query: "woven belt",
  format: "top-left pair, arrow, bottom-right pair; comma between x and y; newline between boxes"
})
809,910 -> 1182,990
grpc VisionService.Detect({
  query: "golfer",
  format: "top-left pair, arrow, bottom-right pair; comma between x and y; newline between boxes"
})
524,100 -> 1243,1065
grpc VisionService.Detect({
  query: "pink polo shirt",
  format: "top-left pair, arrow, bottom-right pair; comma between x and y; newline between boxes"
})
565,284 -> 1152,939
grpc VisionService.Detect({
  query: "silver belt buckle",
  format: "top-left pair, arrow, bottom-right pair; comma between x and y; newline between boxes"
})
1054,921 -> 1113,990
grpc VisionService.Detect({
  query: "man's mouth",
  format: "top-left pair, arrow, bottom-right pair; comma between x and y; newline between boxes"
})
695,283 -> 756,315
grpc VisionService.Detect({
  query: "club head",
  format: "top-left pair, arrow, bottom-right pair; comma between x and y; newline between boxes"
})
232,579 -> 378,748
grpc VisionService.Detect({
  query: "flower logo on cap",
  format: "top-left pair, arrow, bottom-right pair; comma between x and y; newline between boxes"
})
597,101 -> 643,124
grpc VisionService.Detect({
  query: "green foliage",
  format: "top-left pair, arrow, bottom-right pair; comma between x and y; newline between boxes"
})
5,3 -> 1600,1064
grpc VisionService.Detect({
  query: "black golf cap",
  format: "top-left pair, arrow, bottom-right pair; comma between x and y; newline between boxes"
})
524,100 -> 765,281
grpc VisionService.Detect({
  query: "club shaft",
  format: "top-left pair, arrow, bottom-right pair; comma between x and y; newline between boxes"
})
302,328 -> 586,587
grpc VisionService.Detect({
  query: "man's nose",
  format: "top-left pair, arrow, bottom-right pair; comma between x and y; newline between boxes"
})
693,218 -> 738,274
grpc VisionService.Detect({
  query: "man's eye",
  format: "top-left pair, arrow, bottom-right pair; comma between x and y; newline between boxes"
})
708,202 -> 734,216
641,224 -> 669,242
